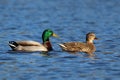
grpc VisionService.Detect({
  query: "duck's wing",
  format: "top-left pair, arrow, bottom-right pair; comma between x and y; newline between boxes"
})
16,41 -> 43,46
59,42 -> 87,52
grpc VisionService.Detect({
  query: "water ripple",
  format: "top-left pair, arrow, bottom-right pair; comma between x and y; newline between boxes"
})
0,0 -> 120,80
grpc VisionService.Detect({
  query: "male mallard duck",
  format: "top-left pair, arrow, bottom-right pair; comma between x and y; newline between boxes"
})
59,32 -> 98,55
9,29 -> 58,52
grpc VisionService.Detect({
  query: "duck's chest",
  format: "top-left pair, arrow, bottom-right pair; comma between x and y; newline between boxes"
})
43,41 -> 53,51
86,43 -> 96,53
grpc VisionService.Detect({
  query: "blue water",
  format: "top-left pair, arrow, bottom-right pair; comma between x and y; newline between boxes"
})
0,0 -> 120,80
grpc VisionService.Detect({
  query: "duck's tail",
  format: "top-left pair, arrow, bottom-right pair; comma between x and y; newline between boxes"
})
58,43 -> 67,49
9,41 -> 18,49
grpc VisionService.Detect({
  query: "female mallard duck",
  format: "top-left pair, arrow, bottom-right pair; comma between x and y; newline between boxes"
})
59,32 -> 98,55
9,29 -> 58,52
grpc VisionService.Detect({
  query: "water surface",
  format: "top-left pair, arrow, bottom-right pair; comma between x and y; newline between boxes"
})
0,0 -> 120,80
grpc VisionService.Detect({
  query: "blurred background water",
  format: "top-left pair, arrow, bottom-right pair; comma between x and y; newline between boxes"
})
0,0 -> 120,80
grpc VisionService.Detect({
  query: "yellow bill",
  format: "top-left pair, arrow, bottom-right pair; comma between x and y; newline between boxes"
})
52,33 -> 59,38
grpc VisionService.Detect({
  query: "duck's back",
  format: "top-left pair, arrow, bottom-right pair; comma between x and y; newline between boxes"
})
16,41 -> 42,46
59,42 -> 95,53
59,42 -> 85,51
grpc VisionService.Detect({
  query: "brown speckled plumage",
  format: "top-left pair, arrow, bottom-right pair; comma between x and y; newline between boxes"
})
59,32 -> 98,55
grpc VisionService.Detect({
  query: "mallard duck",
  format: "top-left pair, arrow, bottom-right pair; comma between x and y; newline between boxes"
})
9,29 -> 58,52
59,32 -> 98,55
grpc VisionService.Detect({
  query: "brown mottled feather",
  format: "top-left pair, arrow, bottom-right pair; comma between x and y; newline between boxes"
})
59,32 -> 97,55
60,42 -> 95,53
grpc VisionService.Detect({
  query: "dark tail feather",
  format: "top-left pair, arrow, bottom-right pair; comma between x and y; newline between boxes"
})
9,41 -> 18,49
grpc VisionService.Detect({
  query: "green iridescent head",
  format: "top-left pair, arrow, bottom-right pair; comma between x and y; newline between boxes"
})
42,29 -> 58,43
